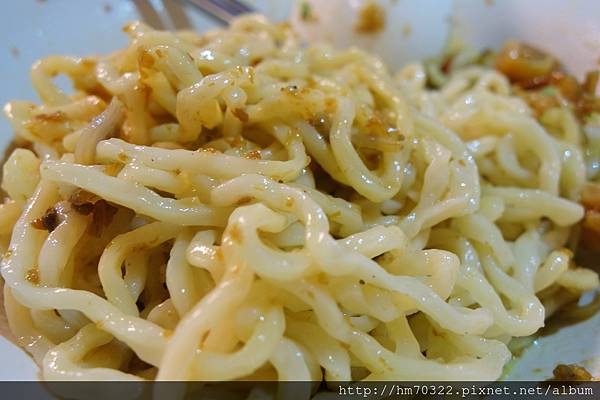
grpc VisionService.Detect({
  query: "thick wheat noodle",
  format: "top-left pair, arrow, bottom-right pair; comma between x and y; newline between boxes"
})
0,15 -> 597,388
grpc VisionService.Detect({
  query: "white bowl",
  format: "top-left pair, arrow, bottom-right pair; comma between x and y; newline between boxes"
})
0,0 -> 598,381
291,0 -> 600,80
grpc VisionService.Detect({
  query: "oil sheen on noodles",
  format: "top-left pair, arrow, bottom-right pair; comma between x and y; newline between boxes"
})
0,15 -> 598,385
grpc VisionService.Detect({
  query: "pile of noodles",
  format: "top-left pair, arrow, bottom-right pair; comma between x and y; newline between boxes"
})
0,15 -> 598,383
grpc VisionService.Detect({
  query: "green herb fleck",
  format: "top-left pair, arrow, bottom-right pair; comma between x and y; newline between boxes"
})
584,112 -> 600,124
540,86 -> 557,96
301,2 -> 312,21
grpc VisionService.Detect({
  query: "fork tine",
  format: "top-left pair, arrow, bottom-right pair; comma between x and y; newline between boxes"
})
204,0 -> 252,17
186,0 -> 234,24
219,0 -> 253,14
186,0 -> 254,24
164,0 -> 194,29
133,0 -> 167,29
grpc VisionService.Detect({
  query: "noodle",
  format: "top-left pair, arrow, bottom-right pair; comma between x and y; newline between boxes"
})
0,15 -> 598,386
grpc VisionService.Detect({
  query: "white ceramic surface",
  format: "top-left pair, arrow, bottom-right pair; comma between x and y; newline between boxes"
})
0,0 -> 599,381
291,0 -> 453,68
504,310 -> 600,380
292,0 -> 600,79
0,336 -> 40,380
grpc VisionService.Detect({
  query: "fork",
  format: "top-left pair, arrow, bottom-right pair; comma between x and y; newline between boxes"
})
186,0 -> 255,24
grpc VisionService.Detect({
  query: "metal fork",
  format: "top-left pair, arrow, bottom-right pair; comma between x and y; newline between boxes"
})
186,0 -> 254,24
